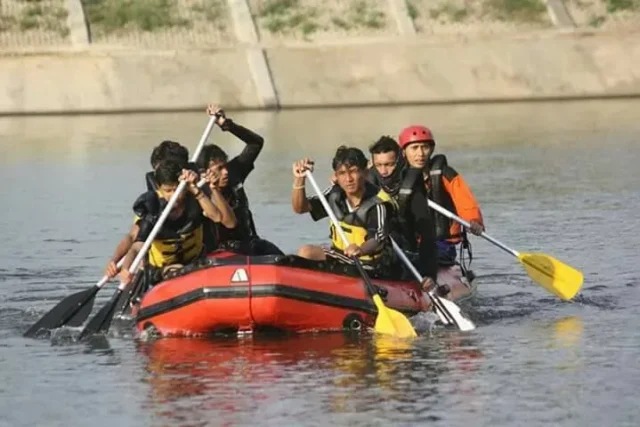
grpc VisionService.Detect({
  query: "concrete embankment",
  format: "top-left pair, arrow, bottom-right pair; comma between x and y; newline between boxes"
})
1,30 -> 639,115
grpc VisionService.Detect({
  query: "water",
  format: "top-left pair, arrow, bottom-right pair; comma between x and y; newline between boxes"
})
1,99 -> 639,426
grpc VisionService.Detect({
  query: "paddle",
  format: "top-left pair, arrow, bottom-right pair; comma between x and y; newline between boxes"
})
427,200 -> 584,300
305,171 -> 417,338
78,117 -> 218,340
23,258 -> 125,338
390,238 -> 476,331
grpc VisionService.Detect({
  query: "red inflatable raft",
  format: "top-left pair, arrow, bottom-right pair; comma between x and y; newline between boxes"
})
135,251 -> 476,336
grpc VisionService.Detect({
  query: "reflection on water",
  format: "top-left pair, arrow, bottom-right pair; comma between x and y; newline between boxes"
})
136,332 -> 488,425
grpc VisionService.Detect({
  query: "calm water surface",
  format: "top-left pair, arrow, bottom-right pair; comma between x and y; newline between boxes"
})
1,100 -> 639,426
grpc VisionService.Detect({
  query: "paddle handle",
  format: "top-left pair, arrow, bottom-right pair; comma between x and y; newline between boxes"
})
96,257 -> 125,290
118,116 -> 217,290
427,199 -> 520,258
304,172 -> 349,247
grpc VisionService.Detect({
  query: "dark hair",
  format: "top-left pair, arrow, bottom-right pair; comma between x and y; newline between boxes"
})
197,144 -> 228,170
332,145 -> 368,171
150,140 -> 189,169
369,136 -> 399,157
154,160 -> 182,186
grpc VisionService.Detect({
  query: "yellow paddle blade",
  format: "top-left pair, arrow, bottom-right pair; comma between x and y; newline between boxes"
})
517,253 -> 584,300
372,294 -> 417,338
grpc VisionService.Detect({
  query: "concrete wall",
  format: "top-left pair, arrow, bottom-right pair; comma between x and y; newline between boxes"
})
1,31 -> 639,115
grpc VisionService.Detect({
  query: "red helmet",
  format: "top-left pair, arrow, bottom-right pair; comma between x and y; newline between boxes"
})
398,125 -> 434,149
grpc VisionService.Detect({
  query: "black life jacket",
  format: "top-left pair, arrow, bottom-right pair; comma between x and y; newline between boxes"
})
427,154 -> 458,241
218,182 -> 257,243
368,166 -> 420,251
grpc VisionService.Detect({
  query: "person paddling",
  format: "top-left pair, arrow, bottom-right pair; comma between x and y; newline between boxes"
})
398,125 -> 485,265
196,104 -> 283,256
104,140 -> 192,279
367,136 -> 439,292
119,160 -> 236,286
291,146 -> 399,279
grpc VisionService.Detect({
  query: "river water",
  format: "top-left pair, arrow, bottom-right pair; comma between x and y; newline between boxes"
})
1,100 -> 639,426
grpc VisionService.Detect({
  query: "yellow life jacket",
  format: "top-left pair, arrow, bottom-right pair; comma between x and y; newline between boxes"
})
327,184 -> 397,263
133,191 -> 205,268
148,225 -> 204,268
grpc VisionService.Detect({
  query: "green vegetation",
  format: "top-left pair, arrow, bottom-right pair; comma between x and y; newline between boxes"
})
406,0 -> 419,20
0,0 -> 69,37
607,0 -> 639,12
81,0 -> 190,34
485,0 -> 548,22
257,0 -> 319,36
346,0 -> 386,29
190,0 -> 226,24
430,3 -> 469,22
329,0 -> 387,31
257,0 -> 386,37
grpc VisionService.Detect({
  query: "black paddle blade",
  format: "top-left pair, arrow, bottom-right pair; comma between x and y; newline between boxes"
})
113,282 -> 134,318
65,295 -> 95,327
23,286 -> 100,338
78,289 -> 122,340
113,271 -> 144,317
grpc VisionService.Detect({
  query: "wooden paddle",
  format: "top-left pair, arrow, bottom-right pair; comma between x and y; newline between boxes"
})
427,200 -> 583,300
390,238 -> 476,331
23,258 -> 125,338
305,171 -> 417,338
78,117 -> 218,340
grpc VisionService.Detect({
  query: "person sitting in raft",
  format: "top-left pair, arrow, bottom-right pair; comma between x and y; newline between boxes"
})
119,160 -> 237,286
367,136 -> 440,292
104,140 -> 192,279
195,104 -> 283,256
398,125 -> 485,265
290,146 -> 400,279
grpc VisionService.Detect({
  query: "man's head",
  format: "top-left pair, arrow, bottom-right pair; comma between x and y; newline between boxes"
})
398,125 -> 435,169
369,136 -> 400,178
150,140 -> 189,170
197,144 -> 229,188
332,146 -> 368,196
154,160 -> 186,206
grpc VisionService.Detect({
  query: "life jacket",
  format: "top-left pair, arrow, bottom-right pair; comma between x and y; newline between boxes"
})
393,168 -> 422,241
218,182 -> 258,243
368,165 -> 422,252
133,191 -> 204,268
326,183 -> 398,264
427,154 -> 461,243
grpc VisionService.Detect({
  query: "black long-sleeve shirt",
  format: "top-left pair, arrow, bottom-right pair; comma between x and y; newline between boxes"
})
215,119 -> 264,243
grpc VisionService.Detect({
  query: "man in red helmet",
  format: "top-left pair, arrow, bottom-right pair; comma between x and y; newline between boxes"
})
398,125 -> 485,265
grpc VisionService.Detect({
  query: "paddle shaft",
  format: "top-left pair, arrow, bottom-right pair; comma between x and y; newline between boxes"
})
427,199 -> 520,257
117,117 -> 217,291
304,172 -> 379,299
390,238 -> 454,324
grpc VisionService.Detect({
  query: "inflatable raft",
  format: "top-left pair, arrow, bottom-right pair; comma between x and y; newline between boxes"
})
135,251 -> 476,336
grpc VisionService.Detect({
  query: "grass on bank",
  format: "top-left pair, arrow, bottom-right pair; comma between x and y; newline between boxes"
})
256,0 -> 387,38
81,0 -> 226,36
484,0 -> 548,22
81,0 -> 189,34
406,0 -> 549,24
607,0 -> 640,12
0,0 -> 69,37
